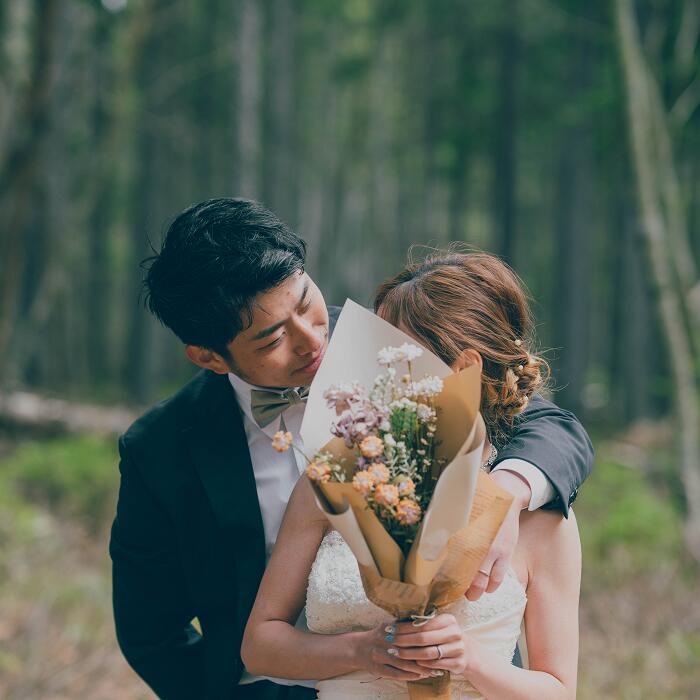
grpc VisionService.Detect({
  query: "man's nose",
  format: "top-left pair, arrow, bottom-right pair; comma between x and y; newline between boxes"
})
293,317 -> 323,355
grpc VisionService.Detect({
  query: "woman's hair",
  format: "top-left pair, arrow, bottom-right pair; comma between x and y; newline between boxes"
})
374,248 -> 550,445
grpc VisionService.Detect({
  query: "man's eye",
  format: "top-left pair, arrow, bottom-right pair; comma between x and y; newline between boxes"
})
263,336 -> 283,350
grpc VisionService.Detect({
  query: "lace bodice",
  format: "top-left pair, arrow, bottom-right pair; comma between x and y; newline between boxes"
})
305,530 -> 527,699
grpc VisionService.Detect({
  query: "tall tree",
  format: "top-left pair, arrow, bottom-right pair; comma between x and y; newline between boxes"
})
616,0 -> 700,558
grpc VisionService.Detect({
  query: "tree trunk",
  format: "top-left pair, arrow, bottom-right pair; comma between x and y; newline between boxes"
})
0,0 -> 59,382
235,0 -> 262,199
491,0 -> 519,264
265,0 -> 296,222
616,0 -> 700,559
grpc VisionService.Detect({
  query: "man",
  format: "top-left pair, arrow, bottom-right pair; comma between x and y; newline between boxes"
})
110,198 -> 593,699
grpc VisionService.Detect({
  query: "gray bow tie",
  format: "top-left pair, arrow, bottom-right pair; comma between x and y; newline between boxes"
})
250,386 -> 310,428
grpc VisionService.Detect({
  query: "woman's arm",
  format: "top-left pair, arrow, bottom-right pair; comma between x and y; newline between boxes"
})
241,477 -> 431,682
390,509 -> 581,700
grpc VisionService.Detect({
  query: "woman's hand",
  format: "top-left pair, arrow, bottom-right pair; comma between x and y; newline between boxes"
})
352,623 -> 440,681
385,614 -> 476,677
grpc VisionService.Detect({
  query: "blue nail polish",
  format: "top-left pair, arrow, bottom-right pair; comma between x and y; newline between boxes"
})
385,634 -> 395,642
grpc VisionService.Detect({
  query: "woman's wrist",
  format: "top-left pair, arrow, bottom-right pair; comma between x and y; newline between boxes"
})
460,633 -> 485,680
348,628 -> 373,671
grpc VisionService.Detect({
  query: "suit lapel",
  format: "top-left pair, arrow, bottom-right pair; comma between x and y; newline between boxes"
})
185,372 -> 266,575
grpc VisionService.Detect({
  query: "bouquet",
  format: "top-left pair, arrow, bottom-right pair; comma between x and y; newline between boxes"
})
276,301 -> 513,699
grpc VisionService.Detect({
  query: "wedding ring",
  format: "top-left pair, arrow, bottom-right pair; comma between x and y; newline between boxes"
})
478,568 -> 490,576
436,644 -> 443,660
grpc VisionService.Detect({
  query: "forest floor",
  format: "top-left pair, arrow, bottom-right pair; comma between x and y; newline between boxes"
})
0,423 -> 699,699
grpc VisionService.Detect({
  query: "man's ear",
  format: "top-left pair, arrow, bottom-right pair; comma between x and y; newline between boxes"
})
451,348 -> 483,373
185,345 -> 231,375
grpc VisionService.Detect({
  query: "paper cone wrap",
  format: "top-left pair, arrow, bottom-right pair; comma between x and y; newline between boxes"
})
302,302 -> 514,697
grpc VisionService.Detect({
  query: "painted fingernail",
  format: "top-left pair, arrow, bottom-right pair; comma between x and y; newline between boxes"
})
385,624 -> 397,634
431,670 -> 444,676
387,648 -> 399,656
384,634 -> 395,642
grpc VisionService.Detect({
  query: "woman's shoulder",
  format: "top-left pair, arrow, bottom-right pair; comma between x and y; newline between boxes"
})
517,508 -> 581,589
286,475 -> 331,530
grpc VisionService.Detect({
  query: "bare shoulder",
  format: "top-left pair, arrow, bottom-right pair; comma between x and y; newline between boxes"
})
518,508 -> 581,586
284,475 -> 330,531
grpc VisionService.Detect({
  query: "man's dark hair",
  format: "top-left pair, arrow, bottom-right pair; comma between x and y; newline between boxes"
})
143,198 -> 307,356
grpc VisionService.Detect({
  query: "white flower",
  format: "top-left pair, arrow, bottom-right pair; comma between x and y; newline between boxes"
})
400,343 -> 423,362
377,343 -> 423,367
380,419 -> 391,432
390,398 -> 418,412
383,433 -> 396,447
416,404 -> 435,422
412,376 -> 443,397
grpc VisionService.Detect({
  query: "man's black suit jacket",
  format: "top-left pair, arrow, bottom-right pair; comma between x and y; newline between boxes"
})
110,310 -> 594,700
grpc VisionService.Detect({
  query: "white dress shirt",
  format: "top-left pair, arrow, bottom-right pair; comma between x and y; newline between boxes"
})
228,372 -> 316,688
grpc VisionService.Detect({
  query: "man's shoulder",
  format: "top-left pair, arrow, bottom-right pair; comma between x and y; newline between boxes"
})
120,369 -> 221,456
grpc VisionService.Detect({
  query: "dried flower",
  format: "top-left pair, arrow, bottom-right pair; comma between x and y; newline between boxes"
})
359,435 -> 384,458
272,431 -> 294,452
306,460 -> 331,483
374,483 -> 400,507
396,477 -> 416,497
323,381 -> 365,408
377,343 -> 424,367
368,462 -> 390,484
352,470 -> 375,496
416,404 -> 435,423
412,377 -> 444,398
396,498 -> 422,525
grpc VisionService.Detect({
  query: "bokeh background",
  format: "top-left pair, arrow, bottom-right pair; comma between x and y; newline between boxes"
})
1,0 -> 700,698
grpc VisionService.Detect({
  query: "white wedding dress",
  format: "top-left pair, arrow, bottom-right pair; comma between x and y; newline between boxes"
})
305,530 -> 527,699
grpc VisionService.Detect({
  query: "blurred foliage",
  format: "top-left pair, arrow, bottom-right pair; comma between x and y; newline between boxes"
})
0,432 -> 698,697
0,435 -> 118,531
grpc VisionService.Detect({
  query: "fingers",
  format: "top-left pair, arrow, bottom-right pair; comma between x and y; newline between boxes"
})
374,650 -> 432,680
389,627 -> 462,649
465,565 -> 491,601
485,553 -> 508,594
390,640 -> 463,661
392,614 -> 455,635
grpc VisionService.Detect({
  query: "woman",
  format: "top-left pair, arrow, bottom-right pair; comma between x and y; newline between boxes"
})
241,251 -> 581,699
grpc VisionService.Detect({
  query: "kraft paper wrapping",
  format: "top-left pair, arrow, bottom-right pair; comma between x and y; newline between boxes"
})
303,301 -> 514,698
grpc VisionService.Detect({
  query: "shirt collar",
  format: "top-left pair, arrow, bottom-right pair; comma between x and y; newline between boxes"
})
228,372 -> 304,435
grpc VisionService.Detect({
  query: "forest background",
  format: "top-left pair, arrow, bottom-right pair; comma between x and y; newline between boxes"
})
1,0 -> 700,698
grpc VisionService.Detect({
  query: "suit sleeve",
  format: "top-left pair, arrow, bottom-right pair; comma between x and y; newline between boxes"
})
492,395 -> 594,517
110,436 -> 205,699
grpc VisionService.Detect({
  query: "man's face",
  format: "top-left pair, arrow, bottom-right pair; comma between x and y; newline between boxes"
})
226,271 -> 329,388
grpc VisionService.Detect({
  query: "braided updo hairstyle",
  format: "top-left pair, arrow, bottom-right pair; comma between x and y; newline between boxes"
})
374,248 -> 550,446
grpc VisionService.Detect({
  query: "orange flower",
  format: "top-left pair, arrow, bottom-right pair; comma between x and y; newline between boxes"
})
306,460 -> 331,483
368,462 -> 390,484
272,431 -> 294,452
352,470 -> 375,496
396,477 -> 415,497
359,435 -> 384,459
396,499 -> 422,525
374,483 -> 400,508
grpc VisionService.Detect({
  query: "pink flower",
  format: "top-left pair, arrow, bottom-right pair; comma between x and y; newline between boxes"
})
352,470 -> 375,497
374,483 -> 400,508
396,478 -> 416,497
271,431 -> 293,452
368,462 -> 390,484
396,499 -> 422,525
306,460 -> 331,483
359,436 -> 384,459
